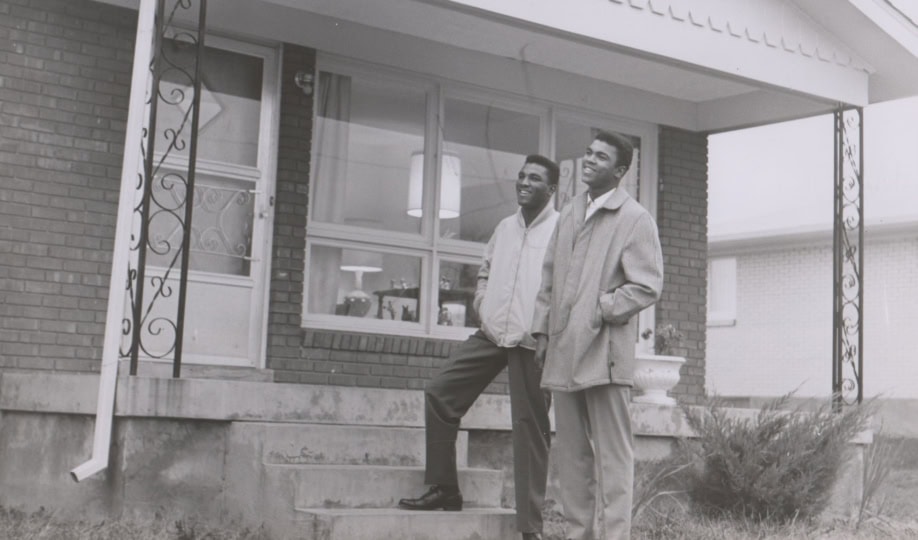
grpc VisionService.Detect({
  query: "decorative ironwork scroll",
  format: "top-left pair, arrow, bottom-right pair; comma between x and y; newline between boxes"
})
832,107 -> 864,408
123,0 -> 207,377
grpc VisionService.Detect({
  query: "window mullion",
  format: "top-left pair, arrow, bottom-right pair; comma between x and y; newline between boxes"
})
419,84 -> 444,334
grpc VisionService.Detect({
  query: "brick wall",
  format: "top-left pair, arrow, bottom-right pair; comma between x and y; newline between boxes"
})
657,126 -> 709,403
0,0 -> 134,372
293,330 -> 455,390
265,43 -> 313,371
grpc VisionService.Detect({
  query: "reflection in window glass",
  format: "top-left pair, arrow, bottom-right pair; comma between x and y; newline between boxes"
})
442,99 -> 540,242
307,244 -> 423,323
437,260 -> 481,329
555,120 -> 641,208
311,71 -> 426,234
156,41 -> 263,167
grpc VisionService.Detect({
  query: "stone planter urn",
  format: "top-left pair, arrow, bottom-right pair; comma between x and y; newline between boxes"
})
632,353 -> 685,405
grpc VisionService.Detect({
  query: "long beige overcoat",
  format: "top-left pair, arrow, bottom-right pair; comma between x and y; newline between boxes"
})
532,188 -> 664,391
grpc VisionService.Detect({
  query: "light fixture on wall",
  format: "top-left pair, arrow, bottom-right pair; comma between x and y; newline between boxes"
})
294,71 -> 314,95
407,151 -> 461,219
340,249 -> 383,317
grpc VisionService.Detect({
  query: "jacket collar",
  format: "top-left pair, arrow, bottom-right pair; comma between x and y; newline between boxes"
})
516,196 -> 559,229
596,187 -> 630,210
573,188 -> 631,228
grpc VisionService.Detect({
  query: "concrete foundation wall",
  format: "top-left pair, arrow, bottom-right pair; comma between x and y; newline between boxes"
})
0,371 -> 866,530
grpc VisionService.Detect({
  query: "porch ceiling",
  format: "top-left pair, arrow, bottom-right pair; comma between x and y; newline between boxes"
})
98,0 -> 918,132
259,0 -> 918,131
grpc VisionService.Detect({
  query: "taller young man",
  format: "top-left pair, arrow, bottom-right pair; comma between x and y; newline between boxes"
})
399,154 -> 560,540
532,131 -> 664,540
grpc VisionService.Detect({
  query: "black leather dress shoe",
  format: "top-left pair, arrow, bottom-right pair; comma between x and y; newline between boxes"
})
397,484 -> 463,511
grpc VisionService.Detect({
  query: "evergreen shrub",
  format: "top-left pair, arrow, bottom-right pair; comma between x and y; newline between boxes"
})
680,395 -> 872,524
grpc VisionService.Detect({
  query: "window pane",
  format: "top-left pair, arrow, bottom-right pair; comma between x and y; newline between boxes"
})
707,257 -> 737,325
156,41 -> 263,167
437,260 -> 481,329
307,244 -> 424,323
555,120 -> 641,207
311,71 -> 426,234
441,98 -> 540,242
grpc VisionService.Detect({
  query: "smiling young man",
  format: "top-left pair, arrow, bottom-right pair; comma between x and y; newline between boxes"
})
532,131 -> 664,540
398,154 -> 559,540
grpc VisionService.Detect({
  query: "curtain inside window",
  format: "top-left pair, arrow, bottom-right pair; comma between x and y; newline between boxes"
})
308,72 -> 351,314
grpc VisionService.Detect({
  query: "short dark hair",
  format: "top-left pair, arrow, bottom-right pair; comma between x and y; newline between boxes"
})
524,154 -> 560,186
594,130 -> 634,170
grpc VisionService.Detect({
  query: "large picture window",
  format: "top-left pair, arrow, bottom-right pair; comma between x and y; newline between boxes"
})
303,56 -> 656,338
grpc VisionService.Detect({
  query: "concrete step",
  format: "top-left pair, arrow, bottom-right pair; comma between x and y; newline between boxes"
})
233,422 -> 468,467
264,464 -> 504,509
297,507 -> 517,540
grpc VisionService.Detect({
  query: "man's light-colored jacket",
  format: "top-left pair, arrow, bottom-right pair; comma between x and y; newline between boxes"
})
475,203 -> 559,350
532,189 -> 663,391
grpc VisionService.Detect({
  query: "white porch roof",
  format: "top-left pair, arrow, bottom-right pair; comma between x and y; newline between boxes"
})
101,0 -> 918,131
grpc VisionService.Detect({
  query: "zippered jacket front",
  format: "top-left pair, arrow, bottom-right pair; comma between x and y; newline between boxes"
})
475,202 -> 559,350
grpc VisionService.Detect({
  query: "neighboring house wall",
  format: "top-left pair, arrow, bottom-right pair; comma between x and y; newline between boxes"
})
707,232 -> 918,400
0,0 -> 134,373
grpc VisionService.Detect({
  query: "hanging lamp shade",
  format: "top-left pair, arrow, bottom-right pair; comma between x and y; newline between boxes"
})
407,151 -> 461,219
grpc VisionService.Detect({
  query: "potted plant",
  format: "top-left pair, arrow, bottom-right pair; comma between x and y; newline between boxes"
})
633,324 -> 686,405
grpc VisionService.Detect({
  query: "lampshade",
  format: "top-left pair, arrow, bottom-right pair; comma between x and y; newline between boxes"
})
407,151 -> 461,219
340,249 -> 383,273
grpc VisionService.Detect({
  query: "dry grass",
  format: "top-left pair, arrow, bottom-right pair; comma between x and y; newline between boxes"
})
0,508 -> 268,540
542,436 -> 918,540
543,494 -> 918,540
3,501 -> 917,539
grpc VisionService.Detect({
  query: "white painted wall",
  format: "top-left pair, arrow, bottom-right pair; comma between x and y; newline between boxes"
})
706,235 -> 918,400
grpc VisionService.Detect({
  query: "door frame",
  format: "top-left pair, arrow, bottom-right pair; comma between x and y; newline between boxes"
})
151,32 -> 280,369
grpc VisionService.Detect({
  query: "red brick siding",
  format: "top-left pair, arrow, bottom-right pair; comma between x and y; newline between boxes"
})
265,43 -> 313,369
657,125 -> 708,403
0,0 -> 135,372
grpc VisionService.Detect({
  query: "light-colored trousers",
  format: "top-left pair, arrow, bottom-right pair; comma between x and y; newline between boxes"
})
553,384 -> 633,540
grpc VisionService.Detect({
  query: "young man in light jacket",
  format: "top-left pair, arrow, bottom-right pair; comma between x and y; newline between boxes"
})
399,154 -> 559,540
533,131 -> 664,540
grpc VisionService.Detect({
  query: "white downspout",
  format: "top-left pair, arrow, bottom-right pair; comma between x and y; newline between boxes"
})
71,0 -> 157,482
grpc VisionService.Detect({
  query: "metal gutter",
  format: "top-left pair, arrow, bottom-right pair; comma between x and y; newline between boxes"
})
71,0 -> 156,482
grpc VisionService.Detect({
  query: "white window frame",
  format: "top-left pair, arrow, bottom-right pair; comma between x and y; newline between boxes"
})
302,53 -> 659,340
552,107 -> 660,350
707,256 -> 738,327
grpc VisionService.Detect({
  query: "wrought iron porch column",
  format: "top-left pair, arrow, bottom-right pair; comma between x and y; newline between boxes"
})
126,0 -> 208,378
832,107 -> 864,408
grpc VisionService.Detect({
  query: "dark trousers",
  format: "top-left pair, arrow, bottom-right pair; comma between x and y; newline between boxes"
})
424,331 -> 551,533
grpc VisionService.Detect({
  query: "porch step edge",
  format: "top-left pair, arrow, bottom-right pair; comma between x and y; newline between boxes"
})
296,507 -> 517,540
